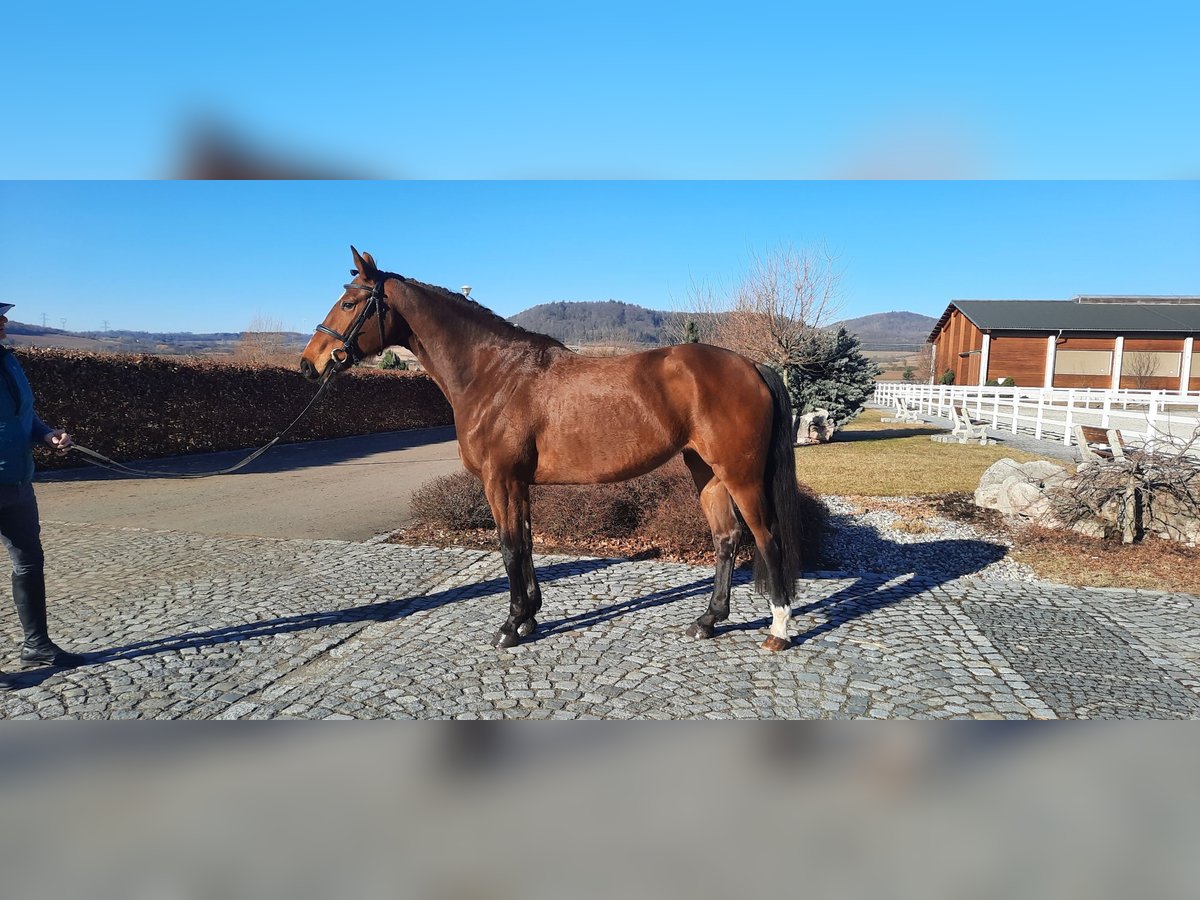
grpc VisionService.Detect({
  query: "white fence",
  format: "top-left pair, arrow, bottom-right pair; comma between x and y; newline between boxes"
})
874,383 -> 1200,448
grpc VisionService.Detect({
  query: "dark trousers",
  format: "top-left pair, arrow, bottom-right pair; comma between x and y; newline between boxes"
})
0,481 -> 43,577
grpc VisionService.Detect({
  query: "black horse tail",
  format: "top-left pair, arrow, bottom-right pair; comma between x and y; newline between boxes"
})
754,364 -> 804,603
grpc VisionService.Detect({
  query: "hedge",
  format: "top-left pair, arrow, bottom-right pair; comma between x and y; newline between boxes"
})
17,348 -> 453,470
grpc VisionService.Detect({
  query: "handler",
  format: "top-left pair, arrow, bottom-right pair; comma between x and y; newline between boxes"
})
0,303 -> 84,668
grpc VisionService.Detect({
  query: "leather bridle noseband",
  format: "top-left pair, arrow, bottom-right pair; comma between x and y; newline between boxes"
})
314,273 -> 392,368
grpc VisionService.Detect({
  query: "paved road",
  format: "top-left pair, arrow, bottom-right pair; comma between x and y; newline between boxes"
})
3,519 -> 1198,718
35,427 -> 465,541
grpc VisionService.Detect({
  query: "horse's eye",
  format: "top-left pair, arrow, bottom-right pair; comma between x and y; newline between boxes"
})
341,301 -> 356,311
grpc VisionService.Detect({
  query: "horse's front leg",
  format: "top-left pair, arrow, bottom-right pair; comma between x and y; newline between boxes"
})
484,476 -> 537,648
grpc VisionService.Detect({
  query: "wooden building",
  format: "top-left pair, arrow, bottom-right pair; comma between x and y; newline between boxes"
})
928,296 -> 1200,391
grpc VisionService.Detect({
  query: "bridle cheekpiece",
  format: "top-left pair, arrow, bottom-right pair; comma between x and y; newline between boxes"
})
315,272 -> 392,368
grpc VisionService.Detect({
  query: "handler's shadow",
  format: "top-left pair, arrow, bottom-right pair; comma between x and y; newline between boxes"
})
1,556 -> 623,691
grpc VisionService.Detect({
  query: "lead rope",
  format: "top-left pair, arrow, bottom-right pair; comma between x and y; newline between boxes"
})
65,369 -> 337,479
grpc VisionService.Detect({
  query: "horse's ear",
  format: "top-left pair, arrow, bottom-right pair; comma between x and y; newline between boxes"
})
350,246 -> 379,280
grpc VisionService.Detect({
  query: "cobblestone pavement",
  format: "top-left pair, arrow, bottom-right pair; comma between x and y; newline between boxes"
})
2,522 -> 1198,719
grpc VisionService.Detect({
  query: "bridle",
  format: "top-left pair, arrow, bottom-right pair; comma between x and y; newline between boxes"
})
314,272 -> 393,368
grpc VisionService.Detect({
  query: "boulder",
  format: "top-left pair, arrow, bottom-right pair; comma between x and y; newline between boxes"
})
976,458 -> 1070,510
795,409 -> 835,445
1020,460 -> 1071,485
977,458 -> 1025,491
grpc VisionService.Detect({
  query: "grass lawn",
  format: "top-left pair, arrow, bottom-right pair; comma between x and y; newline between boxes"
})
798,408 -> 1062,496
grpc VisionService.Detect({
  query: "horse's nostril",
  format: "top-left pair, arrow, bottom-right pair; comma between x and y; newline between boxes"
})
300,357 -> 315,380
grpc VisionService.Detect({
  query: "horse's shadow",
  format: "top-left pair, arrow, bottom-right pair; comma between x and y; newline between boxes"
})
532,509 -> 1007,646
2,517 -> 1007,691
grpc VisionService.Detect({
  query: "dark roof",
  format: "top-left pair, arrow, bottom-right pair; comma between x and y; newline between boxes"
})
929,298 -> 1200,342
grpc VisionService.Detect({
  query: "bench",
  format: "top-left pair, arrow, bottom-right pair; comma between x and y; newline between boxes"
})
882,397 -> 924,424
1074,424 -> 1130,462
949,404 -> 990,445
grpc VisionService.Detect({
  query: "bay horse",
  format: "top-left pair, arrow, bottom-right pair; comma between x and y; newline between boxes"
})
300,247 -> 805,651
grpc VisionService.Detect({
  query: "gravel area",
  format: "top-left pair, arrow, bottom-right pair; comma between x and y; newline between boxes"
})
820,496 -> 1039,584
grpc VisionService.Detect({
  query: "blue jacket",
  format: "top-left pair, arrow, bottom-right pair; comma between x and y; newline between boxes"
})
0,348 -> 52,484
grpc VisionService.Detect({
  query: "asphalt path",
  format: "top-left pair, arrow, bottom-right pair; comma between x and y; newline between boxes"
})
33,427 -> 465,541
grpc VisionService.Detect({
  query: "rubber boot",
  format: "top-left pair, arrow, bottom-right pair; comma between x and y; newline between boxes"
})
12,571 -> 84,668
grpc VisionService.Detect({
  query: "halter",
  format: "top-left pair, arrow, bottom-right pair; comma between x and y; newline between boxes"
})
314,273 -> 392,367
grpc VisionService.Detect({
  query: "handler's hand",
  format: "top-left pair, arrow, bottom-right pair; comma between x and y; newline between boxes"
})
44,429 -> 73,455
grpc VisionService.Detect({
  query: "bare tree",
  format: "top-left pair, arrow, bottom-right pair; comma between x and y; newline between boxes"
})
912,342 -> 936,383
1123,352 -> 1159,390
1050,427 -> 1200,545
672,244 -> 844,370
234,313 -> 292,366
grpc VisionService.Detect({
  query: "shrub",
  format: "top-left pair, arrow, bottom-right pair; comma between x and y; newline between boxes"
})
411,456 -> 829,565
21,347 -> 453,470
379,350 -> 408,370
985,378 -> 1000,387
940,369 -> 956,385
410,471 -> 495,530
783,327 -> 880,428
1001,376 -> 1016,387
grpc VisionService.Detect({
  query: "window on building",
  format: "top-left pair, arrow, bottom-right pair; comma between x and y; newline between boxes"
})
1192,352 -> 1200,380
1054,349 -> 1112,376
1122,351 -> 1181,379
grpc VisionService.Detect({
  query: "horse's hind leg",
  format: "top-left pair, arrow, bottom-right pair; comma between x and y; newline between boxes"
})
723,481 -> 792,651
682,451 -> 741,640
483,475 -> 538,648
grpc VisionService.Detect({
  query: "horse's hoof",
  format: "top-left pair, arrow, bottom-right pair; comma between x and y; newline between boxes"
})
516,618 -> 538,638
686,622 -> 715,640
760,635 -> 791,652
491,629 -> 520,649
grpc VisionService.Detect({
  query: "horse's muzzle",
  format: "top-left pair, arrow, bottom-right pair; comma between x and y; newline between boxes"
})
299,357 -> 321,381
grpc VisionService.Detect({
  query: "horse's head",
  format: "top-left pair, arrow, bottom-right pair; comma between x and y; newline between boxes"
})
300,246 -> 410,381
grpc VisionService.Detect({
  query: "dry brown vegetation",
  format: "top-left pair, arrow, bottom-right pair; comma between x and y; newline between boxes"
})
403,459 -> 828,566
1007,526 -> 1200,594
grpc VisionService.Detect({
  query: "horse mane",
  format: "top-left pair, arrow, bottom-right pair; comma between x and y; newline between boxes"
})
391,273 -> 567,351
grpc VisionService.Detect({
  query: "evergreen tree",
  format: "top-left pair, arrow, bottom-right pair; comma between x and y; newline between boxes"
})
683,320 -> 700,343
782,326 -> 880,428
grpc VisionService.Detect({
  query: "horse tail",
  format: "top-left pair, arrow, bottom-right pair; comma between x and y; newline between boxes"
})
754,363 -> 804,603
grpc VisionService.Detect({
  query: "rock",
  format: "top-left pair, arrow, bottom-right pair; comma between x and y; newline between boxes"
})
1000,479 -> 1046,516
1019,460 -> 1070,485
974,484 -> 1004,509
795,409 -> 835,445
1071,519 -> 1107,539
978,459 -> 1026,491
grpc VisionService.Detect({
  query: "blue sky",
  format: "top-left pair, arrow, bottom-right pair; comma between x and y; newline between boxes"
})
1,181 -> 1196,333
2,2 -> 1196,178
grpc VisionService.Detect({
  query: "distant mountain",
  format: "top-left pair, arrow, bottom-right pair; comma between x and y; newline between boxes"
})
3,321 -> 310,355
511,302 -> 936,349
2,306 -> 938,356
833,311 -> 936,350
510,300 -> 676,345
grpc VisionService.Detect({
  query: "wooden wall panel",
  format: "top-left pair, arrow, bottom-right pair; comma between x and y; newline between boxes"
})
986,335 -> 1047,386
1124,336 -> 1185,353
